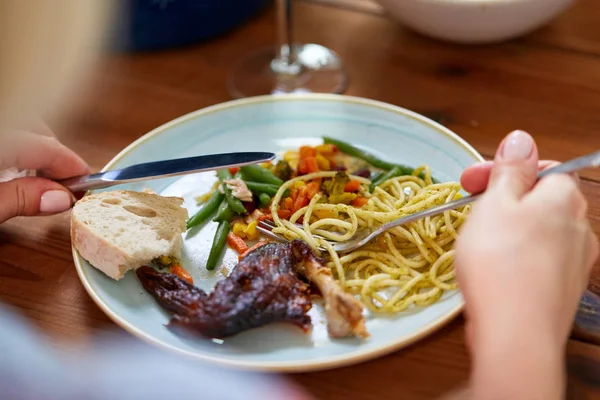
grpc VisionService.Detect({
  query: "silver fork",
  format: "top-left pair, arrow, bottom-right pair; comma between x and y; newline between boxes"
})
258,150 -> 600,253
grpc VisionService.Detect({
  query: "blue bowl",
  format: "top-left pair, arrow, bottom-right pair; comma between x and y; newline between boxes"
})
114,0 -> 270,52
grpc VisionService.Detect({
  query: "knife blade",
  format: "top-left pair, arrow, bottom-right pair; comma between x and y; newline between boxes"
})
59,152 -> 276,192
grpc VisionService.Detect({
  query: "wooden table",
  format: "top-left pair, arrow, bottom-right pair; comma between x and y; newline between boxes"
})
2,1 -> 600,398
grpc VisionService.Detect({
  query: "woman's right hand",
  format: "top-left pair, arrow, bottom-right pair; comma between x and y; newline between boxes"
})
454,130 -> 598,399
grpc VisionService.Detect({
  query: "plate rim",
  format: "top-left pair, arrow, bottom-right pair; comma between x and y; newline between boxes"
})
71,93 -> 484,372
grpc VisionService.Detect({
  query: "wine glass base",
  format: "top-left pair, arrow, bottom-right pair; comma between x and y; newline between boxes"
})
228,44 -> 348,99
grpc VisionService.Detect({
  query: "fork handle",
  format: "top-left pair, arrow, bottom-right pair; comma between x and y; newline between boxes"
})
371,150 -> 600,235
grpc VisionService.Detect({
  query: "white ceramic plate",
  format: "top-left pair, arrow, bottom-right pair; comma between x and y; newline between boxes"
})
72,94 -> 483,372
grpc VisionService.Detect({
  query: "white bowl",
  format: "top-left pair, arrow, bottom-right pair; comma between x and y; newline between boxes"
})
374,0 -> 574,44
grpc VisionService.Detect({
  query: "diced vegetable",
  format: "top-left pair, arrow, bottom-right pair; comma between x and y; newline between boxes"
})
369,166 -> 402,192
283,197 -> 293,210
246,221 -> 259,240
321,172 -> 357,204
244,181 -> 281,196
238,240 -> 269,261
315,144 -> 338,155
232,222 -> 247,237
306,182 -> 321,200
213,199 -> 235,222
171,264 -> 194,284
158,256 -> 172,266
315,154 -> 331,170
273,160 -> 293,181
354,169 -> 372,178
344,179 -> 361,193
330,192 -> 357,204
351,197 -> 369,208
277,209 -> 292,219
314,209 -> 336,219
299,146 -> 316,159
217,169 -> 247,214
240,164 -> 283,186
257,209 -> 292,224
228,167 -> 240,175
292,185 -> 309,212
227,232 -> 249,254
187,190 -> 224,229
259,193 -> 271,207
297,158 -> 308,174
231,221 -> 260,240
283,151 -> 299,170
305,157 -> 319,173
206,221 -> 231,270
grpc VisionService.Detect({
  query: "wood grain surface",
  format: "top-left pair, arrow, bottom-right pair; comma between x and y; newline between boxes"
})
1,1 -> 600,398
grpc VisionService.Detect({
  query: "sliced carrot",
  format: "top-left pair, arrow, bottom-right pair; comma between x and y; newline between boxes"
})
171,264 -> 194,284
299,146 -> 317,159
228,166 -> 240,175
277,209 -> 292,219
306,181 -> 321,200
344,179 -> 361,192
258,214 -> 273,223
305,156 -> 319,173
293,186 -> 309,212
298,158 -> 309,174
258,210 -> 292,224
351,197 -> 369,208
227,232 -> 249,254
283,197 -> 294,210
289,188 -> 298,201
239,240 -> 269,261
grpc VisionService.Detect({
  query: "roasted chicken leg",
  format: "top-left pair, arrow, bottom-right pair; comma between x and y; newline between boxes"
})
291,240 -> 369,339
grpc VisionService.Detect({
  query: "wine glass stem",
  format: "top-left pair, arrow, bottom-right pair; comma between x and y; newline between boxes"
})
272,0 -> 300,75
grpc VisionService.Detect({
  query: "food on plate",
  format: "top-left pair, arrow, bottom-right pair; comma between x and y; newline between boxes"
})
74,136 -> 468,340
291,239 -> 368,338
186,137 -> 469,316
71,190 -> 188,280
137,241 -> 316,339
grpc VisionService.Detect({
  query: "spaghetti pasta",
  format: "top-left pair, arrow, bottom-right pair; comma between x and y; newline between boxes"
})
269,166 -> 470,314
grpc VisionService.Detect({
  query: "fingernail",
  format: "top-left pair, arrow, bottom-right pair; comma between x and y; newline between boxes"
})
501,130 -> 533,160
40,190 -> 72,213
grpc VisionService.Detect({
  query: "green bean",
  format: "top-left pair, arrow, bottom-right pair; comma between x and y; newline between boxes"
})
206,220 -> 230,270
239,164 -> 283,186
213,199 -> 235,222
244,181 -> 280,196
323,136 -> 397,170
217,169 -> 246,214
369,166 -> 402,192
259,193 -> 271,207
323,136 -> 437,183
186,190 -> 224,229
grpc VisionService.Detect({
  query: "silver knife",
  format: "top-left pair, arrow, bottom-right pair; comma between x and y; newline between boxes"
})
59,152 -> 276,193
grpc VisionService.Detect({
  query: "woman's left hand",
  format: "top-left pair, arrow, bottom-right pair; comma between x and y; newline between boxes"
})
0,126 -> 89,223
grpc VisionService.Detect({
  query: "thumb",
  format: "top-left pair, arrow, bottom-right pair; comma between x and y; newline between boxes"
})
0,177 -> 75,223
488,130 -> 539,200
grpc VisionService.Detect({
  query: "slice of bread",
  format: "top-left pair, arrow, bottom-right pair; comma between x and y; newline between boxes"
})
71,190 -> 188,280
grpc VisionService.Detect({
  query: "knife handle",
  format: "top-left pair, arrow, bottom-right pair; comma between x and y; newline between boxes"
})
57,172 -> 112,193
